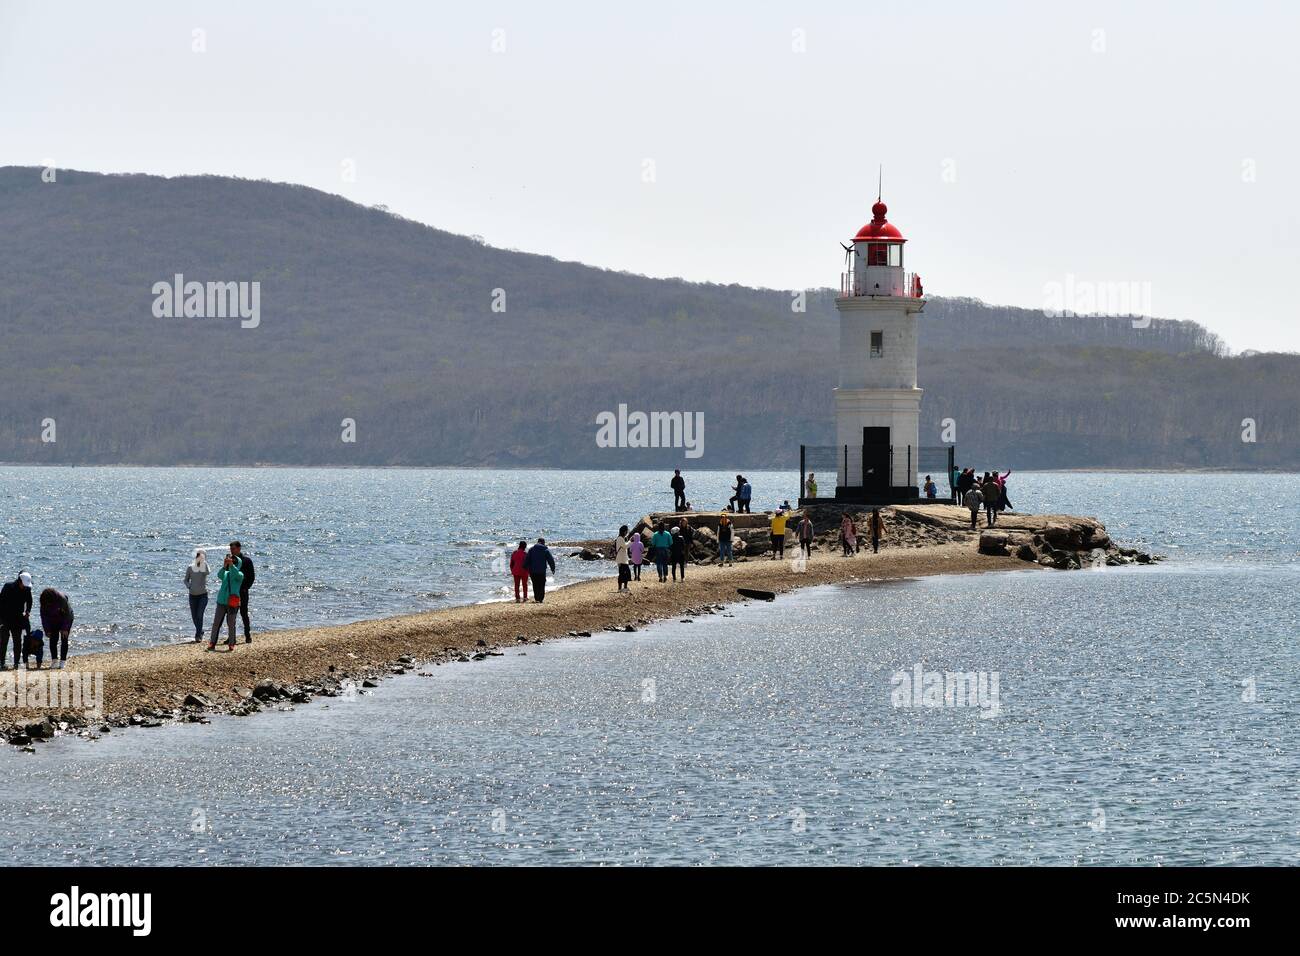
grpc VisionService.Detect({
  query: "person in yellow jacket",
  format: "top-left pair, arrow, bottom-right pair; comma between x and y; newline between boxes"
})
769,509 -> 788,560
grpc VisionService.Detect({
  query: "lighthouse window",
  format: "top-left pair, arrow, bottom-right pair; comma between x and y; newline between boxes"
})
888,244 -> 902,267
867,244 -> 888,266
870,331 -> 883,357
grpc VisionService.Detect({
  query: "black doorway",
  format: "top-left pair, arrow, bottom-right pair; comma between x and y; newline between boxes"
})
862,426 -> 890,491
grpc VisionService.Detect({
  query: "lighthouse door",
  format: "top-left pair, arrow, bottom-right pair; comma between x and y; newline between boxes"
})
862,427 -> 890,492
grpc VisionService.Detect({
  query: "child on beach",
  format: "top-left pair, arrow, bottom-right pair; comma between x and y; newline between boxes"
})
841,512 -> 856,556
23,627 -> 43,669
629,531 -> 644,580
615,526 -> 632,592
509,540 -> 529,602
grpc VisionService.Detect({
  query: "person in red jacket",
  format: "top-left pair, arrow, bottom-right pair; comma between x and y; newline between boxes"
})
509,540 -> 529,602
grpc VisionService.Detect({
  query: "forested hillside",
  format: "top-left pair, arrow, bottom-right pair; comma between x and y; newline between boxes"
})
0,167 -> 1293,470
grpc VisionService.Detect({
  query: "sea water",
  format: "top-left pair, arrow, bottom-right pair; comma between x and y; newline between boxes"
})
0,469 -> 1295,865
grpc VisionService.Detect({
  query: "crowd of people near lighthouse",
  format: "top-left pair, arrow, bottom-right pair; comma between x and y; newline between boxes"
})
954,468 -> 1014,528
501,466 -> 1000,601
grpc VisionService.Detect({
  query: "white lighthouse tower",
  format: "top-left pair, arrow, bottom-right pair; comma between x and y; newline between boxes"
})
832,194 -> 925,501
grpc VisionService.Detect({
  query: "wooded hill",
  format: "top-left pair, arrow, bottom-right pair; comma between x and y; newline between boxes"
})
0,167 -> 1293,470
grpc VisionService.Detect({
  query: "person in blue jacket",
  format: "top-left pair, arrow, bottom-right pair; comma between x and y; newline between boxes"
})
525,538 -> 556,603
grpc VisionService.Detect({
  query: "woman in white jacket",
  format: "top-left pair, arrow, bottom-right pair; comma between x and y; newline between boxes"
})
184,550 -> 210,642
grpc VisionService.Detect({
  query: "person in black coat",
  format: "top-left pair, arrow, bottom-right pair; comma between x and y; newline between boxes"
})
670,470 -> 686,512
230,541 -> 255,643
669,528 -> 687,581
0,572 -> 33,670
525,538 -> 556,603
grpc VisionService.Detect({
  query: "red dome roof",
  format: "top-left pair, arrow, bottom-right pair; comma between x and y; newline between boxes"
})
853,200 -> 905,242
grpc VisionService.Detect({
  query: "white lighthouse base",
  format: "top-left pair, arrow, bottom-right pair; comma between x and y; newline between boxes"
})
833,386 -> 922,501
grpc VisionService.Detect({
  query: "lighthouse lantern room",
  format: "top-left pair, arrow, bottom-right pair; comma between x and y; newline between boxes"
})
803,193 -> 939,504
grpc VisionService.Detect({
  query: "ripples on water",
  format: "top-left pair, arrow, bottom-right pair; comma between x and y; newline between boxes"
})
0,469 -> 1295,865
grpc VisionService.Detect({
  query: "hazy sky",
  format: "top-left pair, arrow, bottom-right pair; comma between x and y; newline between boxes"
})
3,0 -> 1296,351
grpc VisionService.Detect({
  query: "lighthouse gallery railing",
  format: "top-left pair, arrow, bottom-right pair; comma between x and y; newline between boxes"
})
839,271 -> 924,298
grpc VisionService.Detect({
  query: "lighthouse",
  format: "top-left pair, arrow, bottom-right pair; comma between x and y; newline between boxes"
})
830,195 -> 926,502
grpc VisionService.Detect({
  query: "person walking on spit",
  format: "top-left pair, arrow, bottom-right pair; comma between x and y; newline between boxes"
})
964,483 -> 984,530
841,512 -> 857,556
797,514 -> 814,559
669,526 -> 687,581
38,587 -> 74,670
805,473 -> 818,499
230,541 -> 255,643
184,549 -> 210,641
718,514 -> 734,566
509,540 -> 529,602
981,473 -> 1001,527
208,554 -> 244,651
739,478 -> 753,513
651,523 -> 672,581
770,509 -> 787,560
870,508 -> 886,554
679,516 -> 694,563
996,470 -> 1013,514
0,572 -> 33,671
924,475 -> 937,500
956,468 -> 973,506
525,538 -> 556,603
615,525 -> 632,592
670,469 -> 686,512
629,531 -> 645,581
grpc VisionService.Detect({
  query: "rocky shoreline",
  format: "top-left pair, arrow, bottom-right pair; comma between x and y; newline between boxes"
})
1,505 -> 1157,751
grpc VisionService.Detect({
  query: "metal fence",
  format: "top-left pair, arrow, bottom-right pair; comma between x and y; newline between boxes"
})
800,444 -> 956,501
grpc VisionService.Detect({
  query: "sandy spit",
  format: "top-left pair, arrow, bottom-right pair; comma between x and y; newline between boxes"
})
0,532 -> 1034,732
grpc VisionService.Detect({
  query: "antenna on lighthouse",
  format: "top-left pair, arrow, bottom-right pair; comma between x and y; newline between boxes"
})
877,165 -> 882,202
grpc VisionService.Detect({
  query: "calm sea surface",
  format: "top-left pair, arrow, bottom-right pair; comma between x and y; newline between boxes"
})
0,469 -> 1295,865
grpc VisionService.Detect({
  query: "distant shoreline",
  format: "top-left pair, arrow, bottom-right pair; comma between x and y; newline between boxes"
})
0,462 -> 1294,475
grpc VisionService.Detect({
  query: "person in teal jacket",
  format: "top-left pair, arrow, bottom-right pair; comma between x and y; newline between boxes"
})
207,554 -> 244,651
650,523 -> 673,582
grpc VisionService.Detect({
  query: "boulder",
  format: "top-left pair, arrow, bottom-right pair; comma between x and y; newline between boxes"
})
183,693 -> 212,709
1015,543 -> 1038,562
24,717 -> 56,740
252,680 -> 283,701
978,531 -> 1011,556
